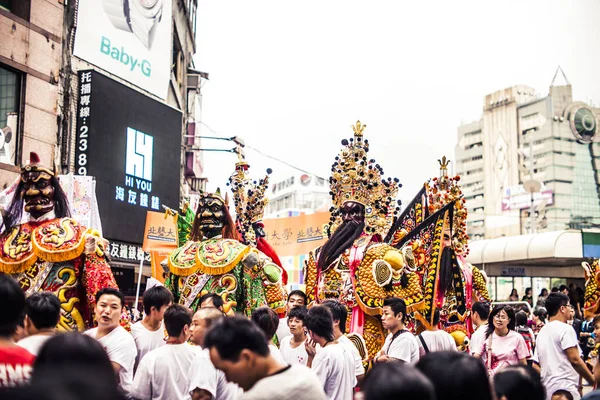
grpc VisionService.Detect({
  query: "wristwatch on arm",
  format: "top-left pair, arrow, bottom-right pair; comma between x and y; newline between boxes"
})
100,0 -> 164,49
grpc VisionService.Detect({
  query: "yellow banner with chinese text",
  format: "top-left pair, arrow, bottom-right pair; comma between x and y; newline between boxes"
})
262,212 -> 330,257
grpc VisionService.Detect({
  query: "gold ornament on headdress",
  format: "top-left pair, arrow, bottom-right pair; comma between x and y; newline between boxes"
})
426,156 -> 469,255
328,121 -> 401,237
228,146 -> 271,246
200,187 -> 229,206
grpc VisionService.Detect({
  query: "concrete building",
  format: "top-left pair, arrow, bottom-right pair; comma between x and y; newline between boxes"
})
265,173 -> 331,218
0,0 -> 63,187
456,79 -> 600,241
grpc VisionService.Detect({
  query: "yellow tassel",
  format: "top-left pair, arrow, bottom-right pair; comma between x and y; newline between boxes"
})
0,253 -> 38,274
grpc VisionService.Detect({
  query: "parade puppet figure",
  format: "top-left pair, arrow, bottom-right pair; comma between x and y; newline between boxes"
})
165,188 -> 286,316
228,148 -> 288,287
0,153 -> 118,332
304,121 -> 423,360
581,260 -> 600,319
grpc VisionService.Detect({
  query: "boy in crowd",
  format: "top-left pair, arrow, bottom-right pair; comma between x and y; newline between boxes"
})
0,274 -> 35,387
17,292 -> 61,355
276,290 -> 307,342
321,299 -> 365,385
305,305 -> 355,400
131,304 -> 198,400
199,293 -> 225,312
469,301 -> 490,355
375,297 -> 420,364
279,306 -> 309,366
205,316 -> 325,400
533,293 -> 594,400
187,308 -> 240,400
251,307 -> 285,364
416,309 -> 457,356
84,287 -> 137,396
130,286 -> 173,370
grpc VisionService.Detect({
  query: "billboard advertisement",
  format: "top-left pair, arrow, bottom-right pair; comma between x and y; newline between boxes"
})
75,70 -> 181,244
73,0 -> 173,99
501,184 -> 554,211
262,212 -> 331,257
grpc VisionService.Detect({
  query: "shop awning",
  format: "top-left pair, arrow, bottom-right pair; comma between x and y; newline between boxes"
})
466,230 -> 584,267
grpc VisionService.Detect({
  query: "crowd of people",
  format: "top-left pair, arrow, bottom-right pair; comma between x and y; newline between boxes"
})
1,272 -> 600,400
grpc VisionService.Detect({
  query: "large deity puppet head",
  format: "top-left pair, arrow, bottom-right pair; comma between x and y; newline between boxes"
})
317,121 -> 401,271
189,190 -> 239,241
1,153 -> 70,232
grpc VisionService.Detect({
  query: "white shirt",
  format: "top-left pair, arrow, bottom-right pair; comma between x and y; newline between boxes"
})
534,320 -> 581,400
84,326 -> 136,395
470,324 -> 488,356
17,334 -> 52,356
312,343 -> 356,400
131,343 -> 199,400
417,330 -> 457,356
280,336 -> 309,366
130,321 -> 166,371
187,348 -> 241,400
338,335 -> 365,376
276,317 -> 292,342
381,331 -> 420,364
269,344 -> 286,365
241,365 -> 326,400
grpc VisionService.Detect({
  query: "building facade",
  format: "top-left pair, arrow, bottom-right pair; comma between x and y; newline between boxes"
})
456,82 -> 600,240
265,173 -> 331,218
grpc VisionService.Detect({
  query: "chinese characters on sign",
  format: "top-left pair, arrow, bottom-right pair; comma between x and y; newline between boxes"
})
108,240 -> 150,265
75,71 -> 92,176
263,212 -> 330,257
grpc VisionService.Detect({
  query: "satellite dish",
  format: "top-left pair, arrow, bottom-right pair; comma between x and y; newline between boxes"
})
523,179 -> 541,193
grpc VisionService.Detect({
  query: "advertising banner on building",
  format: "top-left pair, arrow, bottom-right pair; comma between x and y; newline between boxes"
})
501,184 -> 554,211
73,0 -> 173,99
262,212 -> 330,257
75,70 -> 181,244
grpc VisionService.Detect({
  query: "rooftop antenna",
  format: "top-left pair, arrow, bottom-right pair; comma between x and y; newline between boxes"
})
550,66 -> 570,87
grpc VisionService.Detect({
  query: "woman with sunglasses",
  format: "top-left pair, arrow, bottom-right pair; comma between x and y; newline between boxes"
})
473,305 -> 530,378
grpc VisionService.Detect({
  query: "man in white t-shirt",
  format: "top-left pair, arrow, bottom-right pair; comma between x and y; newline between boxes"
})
17,292 -> 60,356
276,290 -> 307,343
187,308 -> 240,400
375,297 -> 419,364
279,306 -> 309,366
321,299 -> 365,385
84,288 -> 136,396
533,293 -> 594,400
131,304 -> 199,400
469,301 -> 490,356
417,309 -> 457,356
205,316 -> 326,400
305,305 -> 356,400
251,307 -> 286,365
130,286 -> 172,371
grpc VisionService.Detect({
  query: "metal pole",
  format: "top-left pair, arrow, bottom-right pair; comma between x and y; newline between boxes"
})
529,132 -> 535,234
134,256 -> 144,313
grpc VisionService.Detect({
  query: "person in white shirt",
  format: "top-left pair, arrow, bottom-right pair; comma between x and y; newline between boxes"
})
279,306 -> 309,366
533,293 -> 594,400
304,305 -> 356,400
84,288 -> 136,396
130,286 -> 172,371
469,301 -> 490,356
417,309 -> 458,356
321,299 -> 365,385
17,292 -> 60,356
131,304 -> 198,400
276,290 -> 307,343
375,297 -> 420,364
251,306 -> 286,365
205,316 -> 326,400
187,307 -> 240,400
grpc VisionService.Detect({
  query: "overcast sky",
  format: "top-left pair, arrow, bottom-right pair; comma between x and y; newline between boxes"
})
194,0 -> 600,206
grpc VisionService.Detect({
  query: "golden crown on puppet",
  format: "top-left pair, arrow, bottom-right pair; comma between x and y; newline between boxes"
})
328,121 -> 401,237
425,156 -> 469,256
228,146 -> 271,246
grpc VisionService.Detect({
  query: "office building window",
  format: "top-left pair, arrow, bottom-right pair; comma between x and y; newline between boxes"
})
0,65 -> 21,165
0,0 -> 30,20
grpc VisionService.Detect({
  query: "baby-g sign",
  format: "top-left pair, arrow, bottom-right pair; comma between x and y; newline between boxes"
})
73,0 -> 172,99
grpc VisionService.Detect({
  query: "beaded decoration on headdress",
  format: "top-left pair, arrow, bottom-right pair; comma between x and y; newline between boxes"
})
425,156 -> 469,255
328,121 -> 401,237
228,146 -> 271,247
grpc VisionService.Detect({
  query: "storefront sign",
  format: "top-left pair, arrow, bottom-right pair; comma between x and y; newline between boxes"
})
75,70 -> 181,244
108,239 -> 150,265
73,0 -> 173,98
501,267 -> 526,276
263,212 -> 330,257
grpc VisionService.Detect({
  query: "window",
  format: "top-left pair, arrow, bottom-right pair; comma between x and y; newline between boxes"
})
186,0 -> 198,38
0,65 -> 21,165
0,0 -> 31,20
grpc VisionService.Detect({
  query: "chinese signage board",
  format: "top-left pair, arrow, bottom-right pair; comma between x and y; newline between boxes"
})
262,212 -> 330,257
142,211 -> 178,252
107,239 -> 150,265
75,70 -> 181,244
73,0 -> 173,99
501,185 -> 554,211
